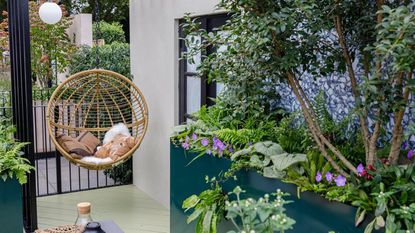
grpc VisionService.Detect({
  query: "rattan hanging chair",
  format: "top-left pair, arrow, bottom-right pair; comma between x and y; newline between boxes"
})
47,69 -> 148,170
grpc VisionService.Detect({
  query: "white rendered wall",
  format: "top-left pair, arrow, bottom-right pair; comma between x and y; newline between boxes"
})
67,14 -> 93,47
130,0 -> 221,208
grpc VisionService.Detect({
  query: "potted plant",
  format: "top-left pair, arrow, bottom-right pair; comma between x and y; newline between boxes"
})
0,122 -> 34,233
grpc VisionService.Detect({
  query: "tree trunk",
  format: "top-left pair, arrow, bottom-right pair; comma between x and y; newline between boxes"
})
286,73 -> 349,177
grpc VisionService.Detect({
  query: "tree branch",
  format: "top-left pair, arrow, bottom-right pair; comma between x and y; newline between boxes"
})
334,12 -> 370,160
286,73 -> 349,177
389,72 -> 412,163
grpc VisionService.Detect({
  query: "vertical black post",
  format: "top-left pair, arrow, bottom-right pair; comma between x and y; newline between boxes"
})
7,0 -> 38,231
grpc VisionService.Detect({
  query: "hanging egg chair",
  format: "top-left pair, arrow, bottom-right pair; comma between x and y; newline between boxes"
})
47,69 -> 148,170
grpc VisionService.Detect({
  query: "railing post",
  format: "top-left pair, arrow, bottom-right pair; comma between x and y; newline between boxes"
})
7,0 -> 38,231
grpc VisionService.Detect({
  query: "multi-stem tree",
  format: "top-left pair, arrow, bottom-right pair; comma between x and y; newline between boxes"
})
184,0 -> 415,176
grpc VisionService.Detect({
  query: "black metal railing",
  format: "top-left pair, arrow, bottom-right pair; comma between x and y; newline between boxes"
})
0,89 -> 132,197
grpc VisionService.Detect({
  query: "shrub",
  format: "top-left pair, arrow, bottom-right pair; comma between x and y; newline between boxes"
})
0,2 -> 75,88
0,122 -> 34,184
93,22 -> 126,44
69,42 -> 130,78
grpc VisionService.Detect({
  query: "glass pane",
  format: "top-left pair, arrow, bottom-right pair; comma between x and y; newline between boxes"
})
216,82 -> 225,95
186,76 -> 201,114
185,35 -> 201,73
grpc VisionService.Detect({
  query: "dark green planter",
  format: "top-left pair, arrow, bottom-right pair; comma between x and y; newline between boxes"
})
171,144 -> 383,233
0,178 -> 23,233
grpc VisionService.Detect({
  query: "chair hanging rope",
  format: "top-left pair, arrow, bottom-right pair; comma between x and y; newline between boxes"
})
47,69 -> 148,170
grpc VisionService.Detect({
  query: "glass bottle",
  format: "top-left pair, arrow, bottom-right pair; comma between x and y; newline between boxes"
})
75,202 -> 93,227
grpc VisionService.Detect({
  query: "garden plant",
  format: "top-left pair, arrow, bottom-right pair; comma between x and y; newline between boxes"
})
0,122 -> 34,185
172,0 -> 415,232
0,1 -> 75,88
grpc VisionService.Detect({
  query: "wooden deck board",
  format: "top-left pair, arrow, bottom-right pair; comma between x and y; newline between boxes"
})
36,185 -> 169,233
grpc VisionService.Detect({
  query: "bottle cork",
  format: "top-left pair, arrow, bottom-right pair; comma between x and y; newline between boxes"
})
77,202 -> 91,215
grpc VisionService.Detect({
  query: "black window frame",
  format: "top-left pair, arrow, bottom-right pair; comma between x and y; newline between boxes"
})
178,13 -> 229,124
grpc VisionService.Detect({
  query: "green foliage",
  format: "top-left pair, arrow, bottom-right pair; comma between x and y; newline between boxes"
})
284,150 -> 332,194
104,158 -> 132,184
93,22 -> 126,44
225,187 -> 295,233
175,1 -> 415,232
231,141 -> 307,179
182,178 -> 228,233
351,162 -> 415,232
182,12 -> 282,126
0,122 -> 34,184
0,73 -> 10,91
28,2 -> 75,88
312,92 -> 366,165
69,43 -> 131,78
274,113 -> 312,154
61,0 -> 129,23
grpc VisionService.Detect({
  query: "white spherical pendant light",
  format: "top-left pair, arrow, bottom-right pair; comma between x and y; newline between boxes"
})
39,2 -> 62,25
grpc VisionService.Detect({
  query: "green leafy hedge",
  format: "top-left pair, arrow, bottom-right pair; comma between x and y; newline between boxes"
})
69,42 -> 131,78
93,22 -> 126,44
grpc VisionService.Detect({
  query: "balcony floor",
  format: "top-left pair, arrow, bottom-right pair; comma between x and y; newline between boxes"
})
36,185 -> 169,233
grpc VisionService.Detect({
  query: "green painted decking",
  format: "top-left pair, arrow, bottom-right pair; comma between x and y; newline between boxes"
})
37,185 -> 169,233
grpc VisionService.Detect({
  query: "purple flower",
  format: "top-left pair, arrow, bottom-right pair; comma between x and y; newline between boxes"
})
192,133 -> 198,141
402,141 -> 409,150
315,171 -> 322,182
408,149 -> 414,160
182,141 -> 190,150
325,172 -> 333,182
201,138 -> 209,147
357,163 -> 365,174
182,136 -> 190,150
228,145 -> 233,153
212,137 -> 226,153
334,175 -> 347,187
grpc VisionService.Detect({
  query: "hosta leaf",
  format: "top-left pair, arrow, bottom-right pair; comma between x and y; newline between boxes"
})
269,153 -> 307,171
231,148 -> 252,160
263,166 -> 286,179
250,155 -> 263,167
253,141 -> 284,157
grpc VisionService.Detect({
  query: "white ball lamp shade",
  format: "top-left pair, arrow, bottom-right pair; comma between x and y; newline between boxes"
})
39,2 -> 62,25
